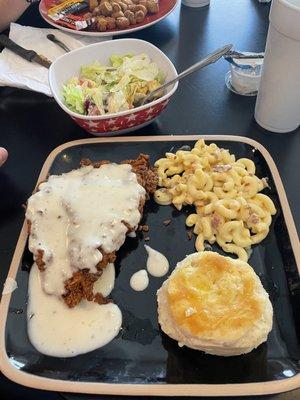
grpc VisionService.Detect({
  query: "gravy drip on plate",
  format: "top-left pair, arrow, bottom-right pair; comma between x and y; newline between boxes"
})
94,262 -> 115,297
26,164 -> 146,296
144,245 -> 169,277
130,269 -> 149,291
27,263 -> 121,357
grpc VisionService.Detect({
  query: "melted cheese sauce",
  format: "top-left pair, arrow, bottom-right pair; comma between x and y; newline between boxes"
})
145,245 -> 169,277
26,164 -> 145,296
130,269 -> 149,291
27,263 -> 121,357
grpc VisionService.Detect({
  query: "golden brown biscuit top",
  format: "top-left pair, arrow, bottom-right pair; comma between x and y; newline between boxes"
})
166,252 -> 263,341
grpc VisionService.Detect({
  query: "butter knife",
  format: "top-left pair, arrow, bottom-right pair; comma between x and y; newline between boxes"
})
0,34 -> 51,69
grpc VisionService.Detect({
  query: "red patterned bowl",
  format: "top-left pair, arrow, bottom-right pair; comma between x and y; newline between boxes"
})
49,39 -> 178,136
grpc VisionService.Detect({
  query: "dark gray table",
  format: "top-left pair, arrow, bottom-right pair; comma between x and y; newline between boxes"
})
0,0 -> 299,398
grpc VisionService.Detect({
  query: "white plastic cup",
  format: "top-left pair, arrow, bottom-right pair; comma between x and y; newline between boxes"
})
254,0 -> 300,133
182,0 -> 210,8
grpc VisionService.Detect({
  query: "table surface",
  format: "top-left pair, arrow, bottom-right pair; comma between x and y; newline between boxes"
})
0,0 -> 299,399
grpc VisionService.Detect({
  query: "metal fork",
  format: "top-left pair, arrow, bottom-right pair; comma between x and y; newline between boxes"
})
138,44 -> 233,106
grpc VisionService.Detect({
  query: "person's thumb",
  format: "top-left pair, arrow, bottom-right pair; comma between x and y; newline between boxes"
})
0,147 -> 8,167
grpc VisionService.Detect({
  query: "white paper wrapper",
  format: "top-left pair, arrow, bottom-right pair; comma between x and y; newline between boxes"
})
0,23 -> 111,96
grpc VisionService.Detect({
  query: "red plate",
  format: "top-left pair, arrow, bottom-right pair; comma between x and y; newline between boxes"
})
39,0 -> 178,37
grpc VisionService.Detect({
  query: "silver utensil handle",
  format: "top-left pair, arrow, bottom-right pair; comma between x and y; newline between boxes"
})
177,44 -> 233,80
225,50 -> 264,59
144,44 -> 233,102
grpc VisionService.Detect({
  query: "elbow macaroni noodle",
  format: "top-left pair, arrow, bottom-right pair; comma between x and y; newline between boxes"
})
154,140 -> 276,261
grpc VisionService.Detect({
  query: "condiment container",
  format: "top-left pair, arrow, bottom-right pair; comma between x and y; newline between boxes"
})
225,54 -> 264,96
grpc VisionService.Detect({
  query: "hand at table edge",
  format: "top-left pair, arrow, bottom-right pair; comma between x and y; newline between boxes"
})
0,147 -> 8,166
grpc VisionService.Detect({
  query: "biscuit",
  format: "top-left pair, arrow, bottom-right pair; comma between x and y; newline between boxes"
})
157,251 -> 273,356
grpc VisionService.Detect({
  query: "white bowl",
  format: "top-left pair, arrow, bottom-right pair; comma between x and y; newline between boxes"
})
49,39 -> 178,136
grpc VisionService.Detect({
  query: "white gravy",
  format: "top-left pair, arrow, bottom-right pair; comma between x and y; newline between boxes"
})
144,245 -> 169,277
25,164 -> 145,356
26,164 -> 145,296
27,263 -> 121,358
130,269 -> 149,291
93,262 -> 115,297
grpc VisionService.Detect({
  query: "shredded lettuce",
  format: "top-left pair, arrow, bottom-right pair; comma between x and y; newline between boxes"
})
110,74 -> 131,93
156,70 -> 165,84
62,53 -> 164,115
107,91 -> 129,114
110,54 -> 133,68
119,54 -> 160,81
90,87 -> 105,114
80,63 -> 105,80
62,84 -> 85,114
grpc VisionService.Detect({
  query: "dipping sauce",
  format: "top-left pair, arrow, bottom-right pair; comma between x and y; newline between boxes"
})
27,263 -> 121,358
230,56 -> 263,95
130,269 -> 149,292
144,245 -> 169,277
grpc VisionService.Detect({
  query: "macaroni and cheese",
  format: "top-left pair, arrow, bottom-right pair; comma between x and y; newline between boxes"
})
154,140 -> 276,261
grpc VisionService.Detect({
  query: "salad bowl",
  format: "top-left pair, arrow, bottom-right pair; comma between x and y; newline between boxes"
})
49,39 -> 178,136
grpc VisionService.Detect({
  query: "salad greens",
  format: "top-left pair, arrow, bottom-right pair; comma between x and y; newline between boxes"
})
62,53 -> 165,116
